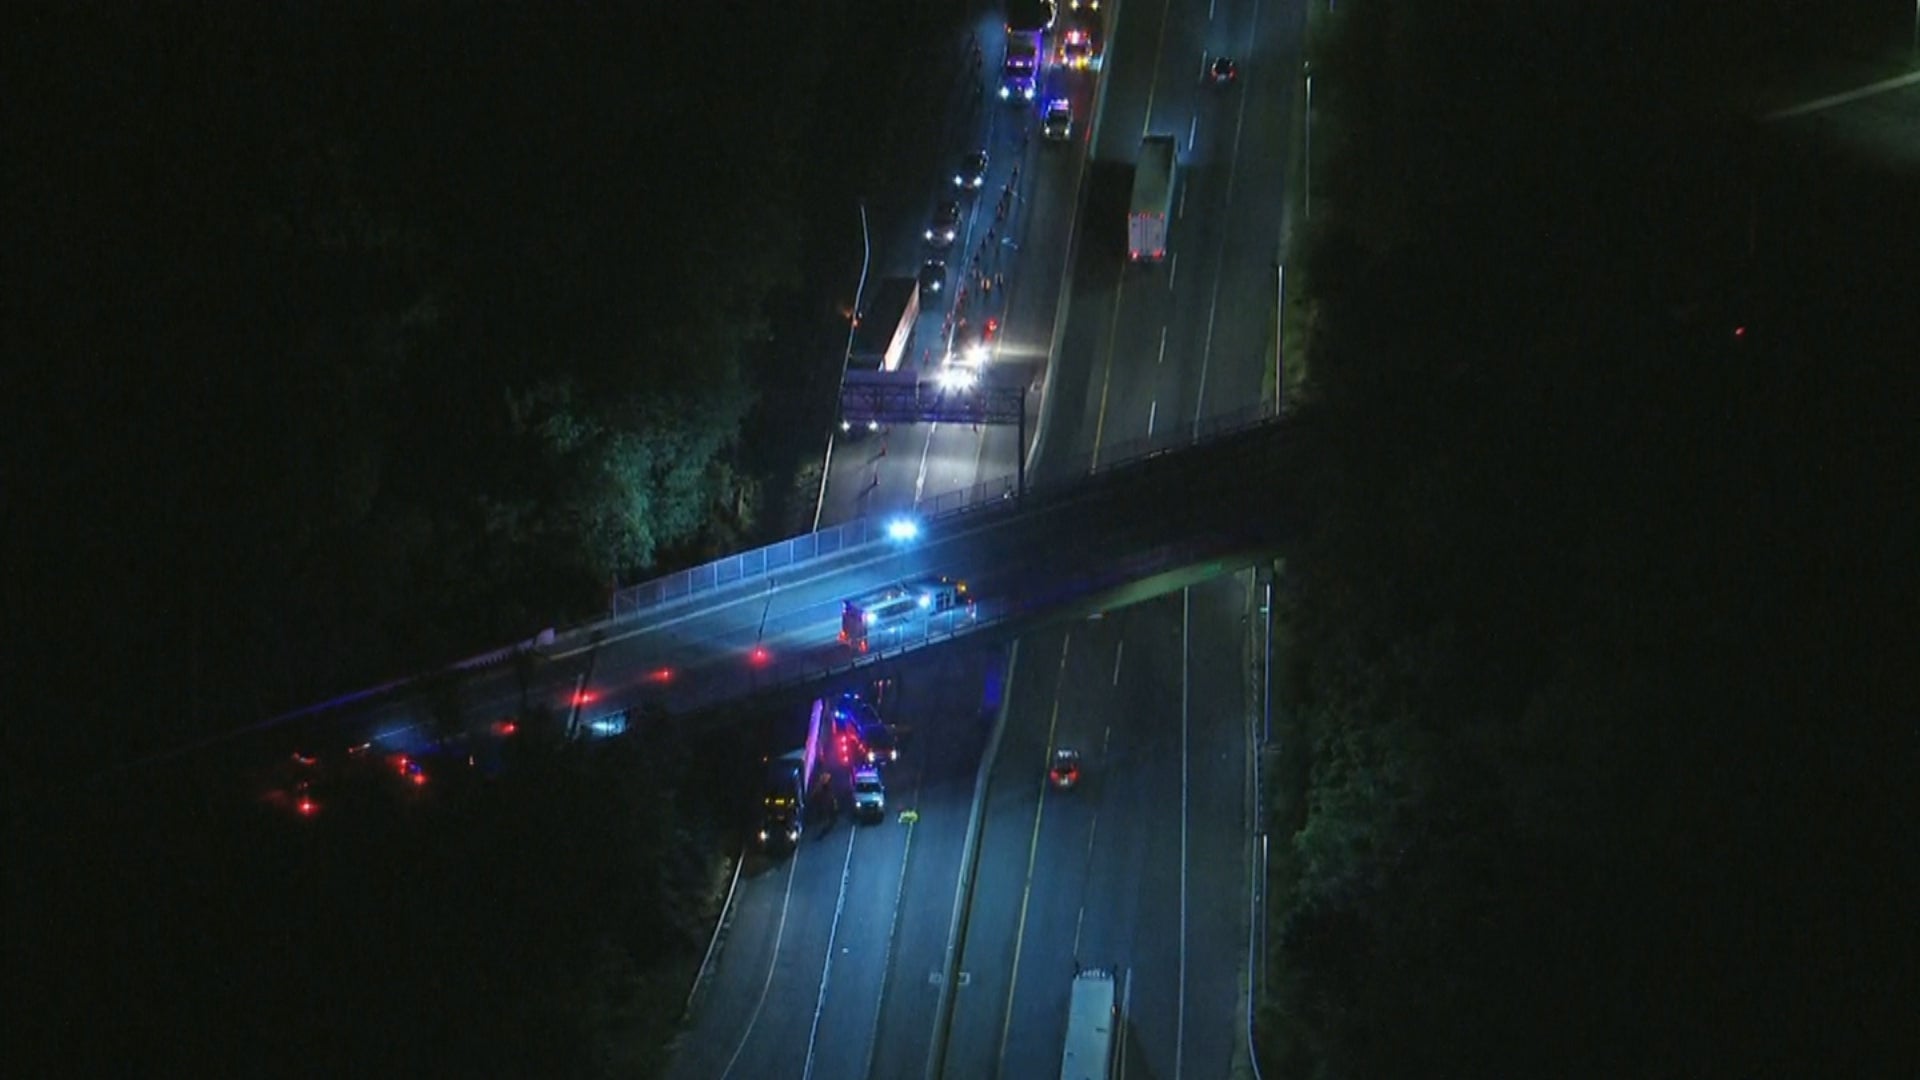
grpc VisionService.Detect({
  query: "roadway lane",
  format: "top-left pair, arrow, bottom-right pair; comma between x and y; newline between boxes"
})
946,574 -> 1255,1079
666,649 -> 1001,1080
939,0 -> 1297,1074
819,9 -> 1103,527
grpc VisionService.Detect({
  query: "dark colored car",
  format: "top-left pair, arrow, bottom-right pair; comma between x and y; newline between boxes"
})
953,151 -> 989,191
919,259 -> 947,297
1208,56 -> 1237,85
925,200 -> 961,248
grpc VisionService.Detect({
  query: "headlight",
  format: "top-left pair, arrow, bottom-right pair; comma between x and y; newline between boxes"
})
1024,86 -> 1036,100
999,85 -> 1011,99
758,829 -> 769,842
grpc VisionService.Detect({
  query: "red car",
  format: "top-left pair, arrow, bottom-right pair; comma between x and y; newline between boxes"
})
1049,748 -> 1082,790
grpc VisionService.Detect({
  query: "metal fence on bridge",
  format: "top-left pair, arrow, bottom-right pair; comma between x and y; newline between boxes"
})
605,400 -> 1278,624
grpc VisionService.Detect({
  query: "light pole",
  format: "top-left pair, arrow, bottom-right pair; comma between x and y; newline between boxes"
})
813,200 -> 870,532
1303,68 -> 1314,220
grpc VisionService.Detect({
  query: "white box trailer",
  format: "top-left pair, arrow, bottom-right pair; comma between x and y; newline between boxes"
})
1128,135 -> 1177,262
1060,968 -> 1117,1080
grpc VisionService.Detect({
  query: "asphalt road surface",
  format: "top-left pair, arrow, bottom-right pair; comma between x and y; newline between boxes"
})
668,0 -> 1305,1072
817,6 -> 1101,530
942,0 -> 1301,1075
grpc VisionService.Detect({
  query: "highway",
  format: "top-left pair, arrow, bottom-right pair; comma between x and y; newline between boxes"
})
239,2 -> 1305,1076
817,4 -> 1100,528
657,0 -> 1303,1075
943,0 -> 1303,1075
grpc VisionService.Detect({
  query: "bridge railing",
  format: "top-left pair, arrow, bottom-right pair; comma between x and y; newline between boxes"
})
606,402 -> 1276,625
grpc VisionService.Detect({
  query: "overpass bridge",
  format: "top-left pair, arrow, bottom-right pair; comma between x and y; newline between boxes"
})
262,405 -> 1297,757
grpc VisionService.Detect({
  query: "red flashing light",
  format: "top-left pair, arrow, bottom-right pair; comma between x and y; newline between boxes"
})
297,797 -> 318,816
1733,325 -> 1747,340
495,719 -> 518,736
750,646 -> 771,666
649,667 -> 674,684
573,689 -> 595,706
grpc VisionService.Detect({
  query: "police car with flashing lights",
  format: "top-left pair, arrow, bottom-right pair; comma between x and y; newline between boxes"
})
1043,98 -> 1073,141
852,766 -> 886,822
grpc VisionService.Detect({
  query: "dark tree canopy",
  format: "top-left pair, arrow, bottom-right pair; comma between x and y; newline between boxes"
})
1266,3 -> 1916,1076
5,6 -> 860,774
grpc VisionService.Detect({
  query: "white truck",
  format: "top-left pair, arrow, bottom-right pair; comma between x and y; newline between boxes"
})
1060,968 -> 1117,1080
1128,135 -> 1177,263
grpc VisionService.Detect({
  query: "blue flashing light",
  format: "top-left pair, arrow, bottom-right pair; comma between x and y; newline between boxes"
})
887,518 -> 921,542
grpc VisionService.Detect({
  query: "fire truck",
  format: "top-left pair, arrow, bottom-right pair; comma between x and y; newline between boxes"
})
839,577 -> 972,652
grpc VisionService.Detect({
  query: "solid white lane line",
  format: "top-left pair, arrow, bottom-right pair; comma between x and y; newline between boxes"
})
859,763 -> 920,1079
1177,586 -> 1191,1080
1191,2 -> 1256,435
995,632 -> 1075,1073
802,826 -> 861,1080
721,851 -> 806,1078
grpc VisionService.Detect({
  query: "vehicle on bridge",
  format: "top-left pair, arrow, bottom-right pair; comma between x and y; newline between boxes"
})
1060,967 -> 1117,1080
839,577 -> 972,653
1128,135 -> 1178,262
757,698 -> 828,852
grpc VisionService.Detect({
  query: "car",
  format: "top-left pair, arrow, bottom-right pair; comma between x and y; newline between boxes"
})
1208,56 -> 1237,86
919,259 -> 947,297
1042,98 -> 1073,142
1060,28 -> 1095,69
952,150 -> 989,191
1049,747 -> 1081,789
925,200 -> 960,248
852,766 -> 886,822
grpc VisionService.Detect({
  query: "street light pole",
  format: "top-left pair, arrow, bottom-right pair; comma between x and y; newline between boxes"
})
813,200 -> 871,532
1303,70 -> 1314,220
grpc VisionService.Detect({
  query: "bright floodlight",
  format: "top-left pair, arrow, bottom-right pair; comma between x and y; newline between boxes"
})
963,343 -> 989,365
887,518 -> 921,542
937,365 -> 978,391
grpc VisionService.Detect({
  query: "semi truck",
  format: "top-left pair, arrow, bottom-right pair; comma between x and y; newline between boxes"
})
1001,31 -> 1042,102
1060,968 -> 1117,1080
1128,135 -> 1177,262
757,698 -> 828,851
848,276 -> 920,373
